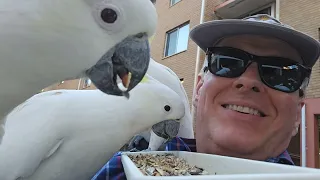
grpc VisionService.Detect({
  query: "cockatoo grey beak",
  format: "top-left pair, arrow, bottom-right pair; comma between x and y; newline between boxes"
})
85,33 -> 150,98
151,119 -> 180,140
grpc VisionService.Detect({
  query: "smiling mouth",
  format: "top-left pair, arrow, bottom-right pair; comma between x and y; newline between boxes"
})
221,104 -> 266,117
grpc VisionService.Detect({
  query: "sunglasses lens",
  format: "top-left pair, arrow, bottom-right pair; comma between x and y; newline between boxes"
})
260,62 -> 303,92
209,54 -> 247,77
207,47 -> 309,93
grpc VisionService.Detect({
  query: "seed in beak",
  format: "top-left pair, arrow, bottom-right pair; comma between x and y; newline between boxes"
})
121,72 -> 131,88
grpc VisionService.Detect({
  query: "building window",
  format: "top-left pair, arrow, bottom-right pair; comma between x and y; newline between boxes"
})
164,22 -> 190,57
247,6 -> 272,16
239,3 -> 275,18
83,78 -> 91,88
170,0 -> 181,6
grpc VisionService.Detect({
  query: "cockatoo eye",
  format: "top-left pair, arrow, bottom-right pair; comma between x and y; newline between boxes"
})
92,2 -> 124,32
164,105 -> 171,112
100,8 -> 117,23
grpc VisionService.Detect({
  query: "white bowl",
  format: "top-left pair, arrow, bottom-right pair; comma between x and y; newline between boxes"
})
121,151 -> 320,180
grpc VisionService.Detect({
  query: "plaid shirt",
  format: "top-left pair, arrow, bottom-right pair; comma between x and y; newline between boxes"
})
91,137 -> 294,180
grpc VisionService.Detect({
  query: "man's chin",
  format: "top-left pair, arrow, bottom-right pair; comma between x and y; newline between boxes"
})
197,130 -> 262,156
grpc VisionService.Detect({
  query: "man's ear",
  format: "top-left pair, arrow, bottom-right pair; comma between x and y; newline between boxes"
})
193,74 -> 204,108
292,101 -> 304,137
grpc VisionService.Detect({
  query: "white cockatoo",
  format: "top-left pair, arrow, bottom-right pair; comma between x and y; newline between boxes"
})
125,58 -> 195,151
0,0 -> 157,122
147,58 -> 194,138
0,75 -> 185,180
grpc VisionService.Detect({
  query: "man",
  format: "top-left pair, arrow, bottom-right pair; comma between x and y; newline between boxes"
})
92,14 -> 320,179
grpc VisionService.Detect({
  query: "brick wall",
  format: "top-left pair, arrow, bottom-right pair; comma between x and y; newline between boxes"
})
278,0 -> 320,98
150,0 -> 202,106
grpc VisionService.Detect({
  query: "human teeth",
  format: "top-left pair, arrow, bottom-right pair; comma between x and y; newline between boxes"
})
225,104 -> 261,116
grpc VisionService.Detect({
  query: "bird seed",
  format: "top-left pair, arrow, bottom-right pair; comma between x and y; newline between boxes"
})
128,153 -> 210,176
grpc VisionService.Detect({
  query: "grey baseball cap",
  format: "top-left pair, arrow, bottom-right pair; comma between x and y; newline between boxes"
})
189,14 -> 320,68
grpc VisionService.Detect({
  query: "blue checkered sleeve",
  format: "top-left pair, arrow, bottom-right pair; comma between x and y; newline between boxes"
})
91,152 -> 125,180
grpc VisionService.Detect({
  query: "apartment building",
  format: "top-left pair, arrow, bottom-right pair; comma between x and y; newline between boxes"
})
43,0 -> 320,168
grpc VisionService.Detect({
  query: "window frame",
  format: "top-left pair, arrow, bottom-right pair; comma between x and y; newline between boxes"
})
164,21 -> 190,57
170,0 -> 181,7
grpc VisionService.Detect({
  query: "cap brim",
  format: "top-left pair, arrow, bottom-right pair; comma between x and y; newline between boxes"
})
189,19 -> 320,68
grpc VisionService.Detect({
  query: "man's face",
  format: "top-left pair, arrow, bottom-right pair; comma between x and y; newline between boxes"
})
194,35 -> 304,160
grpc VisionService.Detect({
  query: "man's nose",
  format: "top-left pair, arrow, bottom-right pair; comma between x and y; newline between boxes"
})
232,63 -> 265,93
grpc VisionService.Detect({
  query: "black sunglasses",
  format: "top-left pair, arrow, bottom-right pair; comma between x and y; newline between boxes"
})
205,46 -> 311,93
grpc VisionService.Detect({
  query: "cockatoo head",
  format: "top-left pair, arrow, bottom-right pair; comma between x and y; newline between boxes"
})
86,0 -> 157,97
84,0 -> 158,98
0,0 -> 157,98
124,74 -> 185,129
